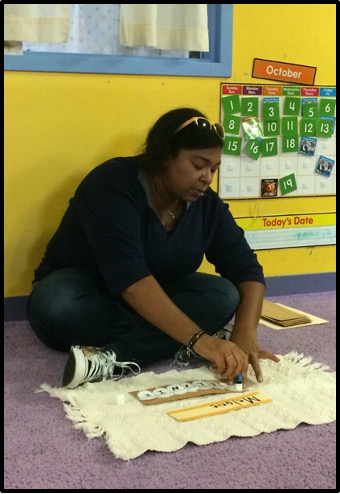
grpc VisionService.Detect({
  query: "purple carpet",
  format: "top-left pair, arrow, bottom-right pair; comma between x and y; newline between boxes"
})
4,292 -> 336,491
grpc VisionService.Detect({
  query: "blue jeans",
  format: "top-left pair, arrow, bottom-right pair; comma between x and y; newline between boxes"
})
27,268 -> 240,367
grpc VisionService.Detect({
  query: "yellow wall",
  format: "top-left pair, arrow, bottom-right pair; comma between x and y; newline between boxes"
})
4,4 -> 336,297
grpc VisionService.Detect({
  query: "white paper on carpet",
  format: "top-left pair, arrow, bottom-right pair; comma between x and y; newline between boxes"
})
38,352 -> 336,460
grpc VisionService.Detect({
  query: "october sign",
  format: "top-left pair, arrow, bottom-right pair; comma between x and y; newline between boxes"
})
252,58 -> 316,85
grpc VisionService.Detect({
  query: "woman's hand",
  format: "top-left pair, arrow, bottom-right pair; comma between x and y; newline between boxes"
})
193,334 -> 249,381
227,281 -> 280,383
230,331 -> 280,383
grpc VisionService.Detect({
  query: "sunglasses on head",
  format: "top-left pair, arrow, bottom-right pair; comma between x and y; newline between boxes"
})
174,117 -> 225,140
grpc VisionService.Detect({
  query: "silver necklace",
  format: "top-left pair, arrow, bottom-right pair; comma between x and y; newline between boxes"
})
152,181 -> 178,219
165,207 -> 176,219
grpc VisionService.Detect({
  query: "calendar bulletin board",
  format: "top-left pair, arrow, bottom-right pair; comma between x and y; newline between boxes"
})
218,83 -> 336,250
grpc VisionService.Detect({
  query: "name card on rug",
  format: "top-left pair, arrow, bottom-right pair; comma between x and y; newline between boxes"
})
130,379 -> 247,406
167,391 -> 272,421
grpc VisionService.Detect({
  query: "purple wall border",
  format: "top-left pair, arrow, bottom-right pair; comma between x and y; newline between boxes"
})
264,272 -> 335,296
4,272 -> 335,322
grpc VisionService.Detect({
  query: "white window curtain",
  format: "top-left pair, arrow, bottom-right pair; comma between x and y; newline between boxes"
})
4,4 -> 70,54
120,4 -> 209,52
12,5 -> 192,59
4,3 -> 70,54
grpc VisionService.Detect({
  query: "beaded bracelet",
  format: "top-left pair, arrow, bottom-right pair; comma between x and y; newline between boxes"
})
187,329 -> 205,351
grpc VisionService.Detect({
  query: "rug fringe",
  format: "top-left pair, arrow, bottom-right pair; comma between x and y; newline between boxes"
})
63,402 -> 105,438
37,383 -> 105,438
37,382 -> 66,397
284,351 -> 331,371
35,383 -> 52,394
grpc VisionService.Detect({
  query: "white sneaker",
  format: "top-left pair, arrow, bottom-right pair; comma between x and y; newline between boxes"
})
172,323 -> 235,367
213,323 -> 234,341
62,346 -> 141,389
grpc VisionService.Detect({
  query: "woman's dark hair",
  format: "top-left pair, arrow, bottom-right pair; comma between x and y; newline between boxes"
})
140,107 -> 224,176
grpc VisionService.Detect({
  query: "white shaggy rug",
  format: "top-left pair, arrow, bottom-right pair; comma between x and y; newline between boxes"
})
38,352 -> 336,460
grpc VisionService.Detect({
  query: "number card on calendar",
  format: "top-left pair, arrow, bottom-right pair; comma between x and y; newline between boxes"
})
219,84 -> 336,200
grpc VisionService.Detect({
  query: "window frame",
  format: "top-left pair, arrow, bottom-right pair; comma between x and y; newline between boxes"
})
4,5 -> 233,77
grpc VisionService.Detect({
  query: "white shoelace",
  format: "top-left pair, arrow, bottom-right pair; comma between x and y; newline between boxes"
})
86,351 -> 141,382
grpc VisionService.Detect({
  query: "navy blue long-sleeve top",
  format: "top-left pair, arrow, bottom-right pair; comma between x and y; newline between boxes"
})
33,156 -> 265,295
